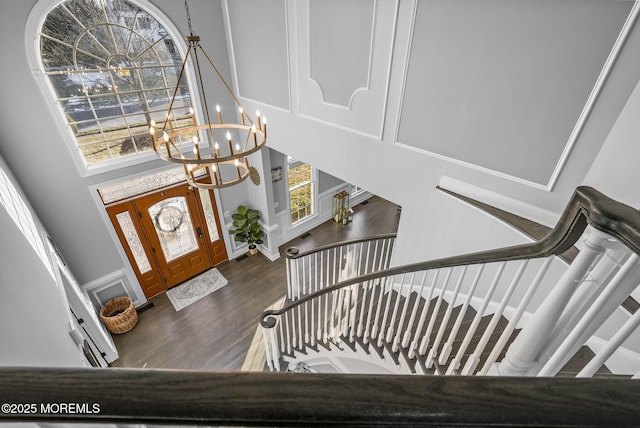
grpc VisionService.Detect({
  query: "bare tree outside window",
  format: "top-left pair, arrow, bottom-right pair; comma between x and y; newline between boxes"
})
40,0 -> 192,166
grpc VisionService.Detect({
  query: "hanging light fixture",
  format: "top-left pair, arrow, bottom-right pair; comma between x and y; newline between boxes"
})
148,1 -> 267,189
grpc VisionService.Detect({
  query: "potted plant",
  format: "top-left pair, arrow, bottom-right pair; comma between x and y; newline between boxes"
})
231,205 -> 264,255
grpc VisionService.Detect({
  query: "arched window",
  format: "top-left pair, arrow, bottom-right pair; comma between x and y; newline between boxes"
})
37,0 -> 191,170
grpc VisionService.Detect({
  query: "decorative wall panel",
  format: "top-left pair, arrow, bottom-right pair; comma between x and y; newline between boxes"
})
297,0 -> 397,138
226,0 -> 290,110
396,0 -> 633,187
309,1 -> 374,107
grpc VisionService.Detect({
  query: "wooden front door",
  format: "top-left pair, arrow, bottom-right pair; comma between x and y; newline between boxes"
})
136,185 -> 211,288
106,183 -> 228,298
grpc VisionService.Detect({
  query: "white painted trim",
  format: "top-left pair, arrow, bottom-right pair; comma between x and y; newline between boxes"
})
547,1 -> 640,191
297,112 -> 386,141
395,142 -> 551,190
391,0 -> 417,150
379,0 -> 401,143
438,175 -> 560,228
83,269 -> 143,308
288,0 -> 301,117
224,0 -> 293,113
393,1 -> 640,191
306,1 -> 376,110
292,0 -> 397,141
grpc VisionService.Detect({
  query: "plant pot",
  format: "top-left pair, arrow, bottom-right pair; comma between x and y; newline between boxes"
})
248,245 -> 258,256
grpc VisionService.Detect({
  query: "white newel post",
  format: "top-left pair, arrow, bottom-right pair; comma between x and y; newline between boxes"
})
496,227 -> 611,376
538,251 -> 640,376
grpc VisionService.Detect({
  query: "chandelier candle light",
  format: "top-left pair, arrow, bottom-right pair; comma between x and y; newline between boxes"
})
148,1 -> 267,189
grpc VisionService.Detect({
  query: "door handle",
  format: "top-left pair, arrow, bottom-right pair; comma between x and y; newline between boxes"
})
196,226 -> 204,238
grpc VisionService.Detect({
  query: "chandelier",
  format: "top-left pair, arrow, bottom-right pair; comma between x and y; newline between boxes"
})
148,1 -> 267,190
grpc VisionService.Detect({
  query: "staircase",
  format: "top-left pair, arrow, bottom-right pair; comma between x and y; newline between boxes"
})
279,289 -> 518,376
261,186 -> 640,378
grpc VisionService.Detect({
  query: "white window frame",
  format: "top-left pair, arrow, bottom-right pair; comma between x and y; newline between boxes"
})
25,0 -> 203,177
286,157 -> 317,226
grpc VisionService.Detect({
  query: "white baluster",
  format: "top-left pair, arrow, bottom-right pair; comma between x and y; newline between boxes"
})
286,257 -> 292,299
358,280 -> 371,337
371,277 -> 387,340
498,228 -> 611,376
462,260 -> 528,375
419,268 -> 453,359
440,265 -> 484,367
374,242 -> 386,271
310,254 -> 318,346
341,284 -> 351,338
304,299 -> 310,345
393,273 -> 415,351
403,270 -> 429,348
409,270 -> 439,359
284,310 -> 292,354
577,306 -> 640,377
447,262 -> 506,375
262,326 -> 274,372
428,266 -> 467,367
378,276 -> 396,347
271,328 -> 281,371
363,279 -> 380,344
480,257 -> 553,375
296,305 -> 303,350
318,251 -> 325,341
385,274 -> 405,345
362,241 -> 372,275
323,254 -> 331,342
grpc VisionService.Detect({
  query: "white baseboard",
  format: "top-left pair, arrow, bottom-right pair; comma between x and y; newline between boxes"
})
83,269 -> 144,309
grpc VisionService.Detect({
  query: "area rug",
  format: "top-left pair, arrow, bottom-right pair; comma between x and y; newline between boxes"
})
166,268 -> 228,311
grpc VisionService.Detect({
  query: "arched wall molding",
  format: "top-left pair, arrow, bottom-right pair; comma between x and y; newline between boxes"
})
306,0 -> 375,111
295,0 -> 398,140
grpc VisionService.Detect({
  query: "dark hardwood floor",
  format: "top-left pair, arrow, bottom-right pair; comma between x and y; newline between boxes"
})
110,195 -> 401,370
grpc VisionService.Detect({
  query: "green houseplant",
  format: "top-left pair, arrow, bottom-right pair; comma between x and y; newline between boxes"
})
231,205 -> 264,255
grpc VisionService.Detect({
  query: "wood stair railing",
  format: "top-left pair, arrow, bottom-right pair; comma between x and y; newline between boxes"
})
2,367 -> 639,426
277,287 -> 523,376
262,186 -> 640,378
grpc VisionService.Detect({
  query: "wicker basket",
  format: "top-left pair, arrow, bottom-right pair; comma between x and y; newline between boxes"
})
100,296 -> 138,334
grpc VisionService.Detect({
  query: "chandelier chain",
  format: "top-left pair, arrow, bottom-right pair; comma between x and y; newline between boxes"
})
184,0 -> 194,36
149,0 -> 268,189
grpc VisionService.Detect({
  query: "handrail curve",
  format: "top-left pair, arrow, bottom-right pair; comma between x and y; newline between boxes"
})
261,186 -> 640,328
284,233 -> 398,259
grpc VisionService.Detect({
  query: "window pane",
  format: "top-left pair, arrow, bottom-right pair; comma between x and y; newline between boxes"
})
148,196 -> 198,262
115,211 -> 152,274
198,189 -> 221,243
288,161 -> 314,224
40,0 -> 190,167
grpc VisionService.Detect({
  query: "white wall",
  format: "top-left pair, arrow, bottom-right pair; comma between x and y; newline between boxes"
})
584,77 -> 640,209
0,0 -> 249,303
0,157 -> 86,367
0,0 -> 639,310
229,0 -> 640,268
